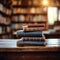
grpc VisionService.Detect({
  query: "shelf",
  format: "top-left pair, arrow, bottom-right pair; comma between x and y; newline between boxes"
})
12,13 -> 47,15
11,21 -> 46,23
0,11 -> 11,17
0,23 -> 10,26
0,32 -> 11,35
11,29 -> 22,31
12,5 -> 40,8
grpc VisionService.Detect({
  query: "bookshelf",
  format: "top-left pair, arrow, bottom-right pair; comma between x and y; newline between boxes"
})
0,0 -> 12,39
11,0 -> 48,38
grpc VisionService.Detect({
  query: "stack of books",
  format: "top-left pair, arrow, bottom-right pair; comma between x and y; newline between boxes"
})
17,23 -> 46,47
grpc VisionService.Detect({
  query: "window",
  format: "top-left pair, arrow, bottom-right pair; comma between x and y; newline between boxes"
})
48,7 -> 58,25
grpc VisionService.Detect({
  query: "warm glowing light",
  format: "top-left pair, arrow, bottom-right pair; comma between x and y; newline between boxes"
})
42,0 -> 48,6
48,7 -> 58,25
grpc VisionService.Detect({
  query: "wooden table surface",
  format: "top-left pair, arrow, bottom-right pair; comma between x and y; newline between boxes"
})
0,39 -> 60,52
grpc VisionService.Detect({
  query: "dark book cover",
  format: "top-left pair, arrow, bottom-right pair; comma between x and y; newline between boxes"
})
17,30 -> 42,37
17,41 -> 46,46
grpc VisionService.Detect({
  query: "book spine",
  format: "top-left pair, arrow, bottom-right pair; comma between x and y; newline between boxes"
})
21,37 -> 45,42
17,30 -> 42,37
28,24 -> 45,27
17,41 -> 46,46
23,27 -> 44,32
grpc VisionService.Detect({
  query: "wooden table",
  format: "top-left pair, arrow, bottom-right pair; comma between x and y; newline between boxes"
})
0,39 -> 60,60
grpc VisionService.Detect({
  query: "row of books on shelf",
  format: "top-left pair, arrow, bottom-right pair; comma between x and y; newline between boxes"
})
12,0 -> 41,6
0,0 -> 11,8
0,3 -> 11,15
13,7 -> 47,14
0,26 -> 10,34
0,15 -> 11,25
11,23 -> 26,30
12,15 -> 47,22
12,0 -> 60,7
0,34 -> 11,39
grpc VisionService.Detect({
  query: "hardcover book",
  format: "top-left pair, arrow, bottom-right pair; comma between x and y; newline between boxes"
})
17,41 -> 46,46
17,30 -> 42,37
23,27 -> 44,32
21,37 -> 45,42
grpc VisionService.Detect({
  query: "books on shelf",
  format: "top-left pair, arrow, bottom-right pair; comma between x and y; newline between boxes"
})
28,0 -> 32,5
13,16 -> 19,22
0,4 -> 3,11
6,9 -> 11,15
0,15 -> 10,24
6,18 -> 11,24
30,8 -> 36,13
12,0 -> 17,5
12,0 -> 47,39
0,27 -> 2,34
2,27 -> 6,33
11,23 -> 26,30
13,7 -> 47,14
12,14 -> 47,23
1,34 -> 11,39
25,15 -> 30,22
6,26 -> 11,33
30,15 -> 47,22
19,15 -> 25,22
18,0 -> 21,5
0,26 -> 7,34
0,3 -> 11,15
32,0 -> 40,5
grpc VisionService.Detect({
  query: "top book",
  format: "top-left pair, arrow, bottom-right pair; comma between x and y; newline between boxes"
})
27,23 -> 45,27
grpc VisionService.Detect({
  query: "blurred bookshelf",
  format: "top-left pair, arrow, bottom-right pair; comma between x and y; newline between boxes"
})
0,0 -> 60,39
0,0 -> 12,39
11,0 -> 48,38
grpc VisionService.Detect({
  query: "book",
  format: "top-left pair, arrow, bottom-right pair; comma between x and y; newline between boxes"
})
30,8 -> 36,13
7,26 -> 11,33
13,16 -> 18,22
19,15 -> 25,22
23,27 -> 44,32
12,0 -> 17,5
17,41 -> 46,46
23,23 -> 45,31
0,27 -> 2,34
27,23 -> 45,27
17,30 -> 42,37
32,0 -> 39,5
21,37 -> 45,42
0,4 -> 3,11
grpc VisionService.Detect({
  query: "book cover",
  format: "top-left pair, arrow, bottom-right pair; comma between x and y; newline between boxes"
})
17,30 -> 42,37
17,41 -> 46,46
23,27 -> 44,32
27,23 -> 45,27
